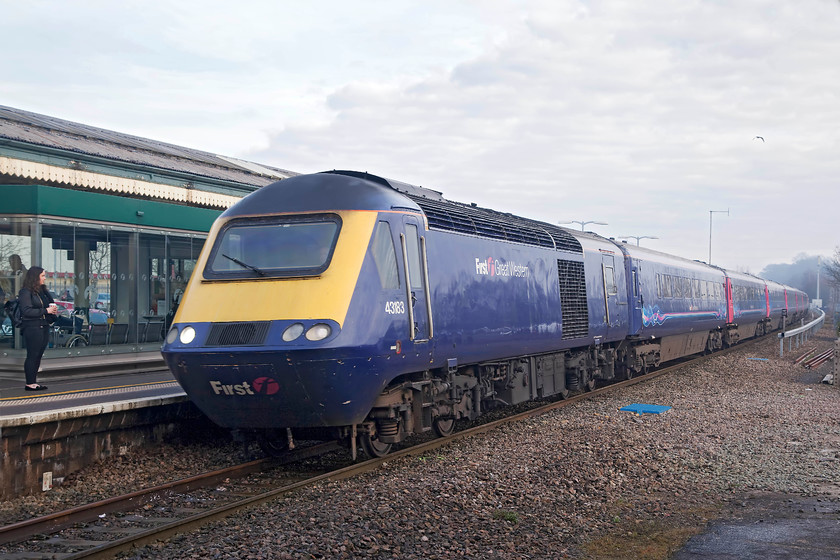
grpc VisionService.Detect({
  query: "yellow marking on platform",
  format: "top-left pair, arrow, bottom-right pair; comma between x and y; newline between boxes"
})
0,380 -> 179,401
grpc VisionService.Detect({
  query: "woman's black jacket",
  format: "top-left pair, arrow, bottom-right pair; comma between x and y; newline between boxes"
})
18,287 -> 56,329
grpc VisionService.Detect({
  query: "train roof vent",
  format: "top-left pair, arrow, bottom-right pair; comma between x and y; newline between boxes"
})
408,196 -> 582,253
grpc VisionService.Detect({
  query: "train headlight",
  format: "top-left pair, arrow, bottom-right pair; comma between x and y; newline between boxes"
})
305,323 -> 332,341
165,327 -> 179,344
282,322 -> 305,342
179,326 -> 197,344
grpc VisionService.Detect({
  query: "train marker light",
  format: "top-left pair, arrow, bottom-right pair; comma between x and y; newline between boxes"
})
179,326 -> 196,344
305,323 -> 331,341
166,327 -> 179,344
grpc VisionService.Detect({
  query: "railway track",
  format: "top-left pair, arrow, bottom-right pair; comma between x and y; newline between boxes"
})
0,339 -> 763,559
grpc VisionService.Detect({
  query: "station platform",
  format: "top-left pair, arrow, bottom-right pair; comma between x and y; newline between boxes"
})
0,369 -> 186,424
0,367 -> 195,499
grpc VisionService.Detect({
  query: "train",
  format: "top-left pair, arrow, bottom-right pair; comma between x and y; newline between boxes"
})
161,171 -> 810,458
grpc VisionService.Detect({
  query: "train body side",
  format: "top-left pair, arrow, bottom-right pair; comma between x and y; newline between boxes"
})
423,230 -> 631,367
765,279 -> 788,329
163,172 -> 628,431
621,246 -> 727,336
162,170 -> 812,449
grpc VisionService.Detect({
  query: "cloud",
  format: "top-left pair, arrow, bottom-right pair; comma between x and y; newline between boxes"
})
2,0 -> 838,272
244,0 -> 840,272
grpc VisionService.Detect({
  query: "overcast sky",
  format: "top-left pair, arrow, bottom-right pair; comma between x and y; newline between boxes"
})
3,0 -> 838,275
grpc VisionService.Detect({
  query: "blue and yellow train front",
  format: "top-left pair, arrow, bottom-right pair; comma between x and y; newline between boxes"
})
161,173 -> 423,430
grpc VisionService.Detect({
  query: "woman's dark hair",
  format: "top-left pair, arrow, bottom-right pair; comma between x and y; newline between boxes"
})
22,266 -> 45,293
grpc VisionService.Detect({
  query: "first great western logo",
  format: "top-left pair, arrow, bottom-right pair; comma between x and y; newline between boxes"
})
475,256 -> 530,278
209,376 -> 280,396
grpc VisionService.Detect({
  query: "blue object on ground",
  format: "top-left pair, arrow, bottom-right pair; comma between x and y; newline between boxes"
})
620,403 -> 672,415
746,357 -> 769,361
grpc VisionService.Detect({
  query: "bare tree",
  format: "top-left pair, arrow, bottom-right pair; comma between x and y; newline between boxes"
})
0,236 -> 27,269
88,241 -> 111,278
0,235 -> 27,301
824,246 -> 840,287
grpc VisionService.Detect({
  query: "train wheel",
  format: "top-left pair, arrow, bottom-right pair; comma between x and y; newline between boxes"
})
583,378 -> 596,392
359,433 -> 392,458
257,431 -> 289,457
432,416 -> 455,437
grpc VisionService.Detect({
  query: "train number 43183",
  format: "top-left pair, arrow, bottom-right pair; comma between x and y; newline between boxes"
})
385,301 -> 406,314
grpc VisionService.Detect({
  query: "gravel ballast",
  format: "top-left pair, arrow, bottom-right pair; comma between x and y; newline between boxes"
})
6,331 -> 840,559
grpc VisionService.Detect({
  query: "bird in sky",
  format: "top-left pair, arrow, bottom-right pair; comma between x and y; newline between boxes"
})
754,136 -> 765,142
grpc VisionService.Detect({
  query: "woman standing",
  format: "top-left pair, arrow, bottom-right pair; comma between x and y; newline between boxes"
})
19,266 -> 57,391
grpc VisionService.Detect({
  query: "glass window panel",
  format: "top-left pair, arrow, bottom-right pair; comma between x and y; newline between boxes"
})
109,229 -> 134,344
206,216 -> 339,279
0,219 -> 34,352
604,266 -> 617,295
372,222 -> 399,289
404,224 -> 422,291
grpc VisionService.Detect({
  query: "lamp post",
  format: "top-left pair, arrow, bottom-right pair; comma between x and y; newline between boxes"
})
560,220 -> 608,231
708,209 -> 729,264
618,235 -> 658,246
817,256 -> 820,301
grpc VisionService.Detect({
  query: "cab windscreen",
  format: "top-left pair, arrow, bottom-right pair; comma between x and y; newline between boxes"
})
204,214 -> 341,279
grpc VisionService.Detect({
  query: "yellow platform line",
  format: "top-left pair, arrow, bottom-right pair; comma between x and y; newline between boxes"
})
0,380 -> 180,401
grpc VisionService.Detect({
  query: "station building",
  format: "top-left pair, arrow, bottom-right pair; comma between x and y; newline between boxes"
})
0,105 -> 296,377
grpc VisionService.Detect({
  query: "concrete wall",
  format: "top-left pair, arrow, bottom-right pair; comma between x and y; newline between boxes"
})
1,401 -> 203,499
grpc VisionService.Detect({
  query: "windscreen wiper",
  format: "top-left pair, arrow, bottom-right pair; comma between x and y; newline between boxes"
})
222,253 -> 267,276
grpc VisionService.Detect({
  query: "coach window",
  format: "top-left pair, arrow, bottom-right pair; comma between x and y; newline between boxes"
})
655,273 -> 662,298
673,276 -> 683,298
372,221 -> 399,289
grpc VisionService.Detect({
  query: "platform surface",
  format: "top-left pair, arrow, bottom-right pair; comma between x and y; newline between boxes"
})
0,369 -> 186,425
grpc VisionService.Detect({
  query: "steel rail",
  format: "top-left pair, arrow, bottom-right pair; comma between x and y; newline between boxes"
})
804,349 -> 835,370
50,338 -> 763,559
0,441 -> 340,547
793,348 -> 819,365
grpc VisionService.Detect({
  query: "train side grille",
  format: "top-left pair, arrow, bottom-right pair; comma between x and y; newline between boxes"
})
558,259 -> 589,339
206,322 -> 270,346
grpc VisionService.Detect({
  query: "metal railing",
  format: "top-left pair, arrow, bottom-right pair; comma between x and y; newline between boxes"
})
778,308 -> 826,357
